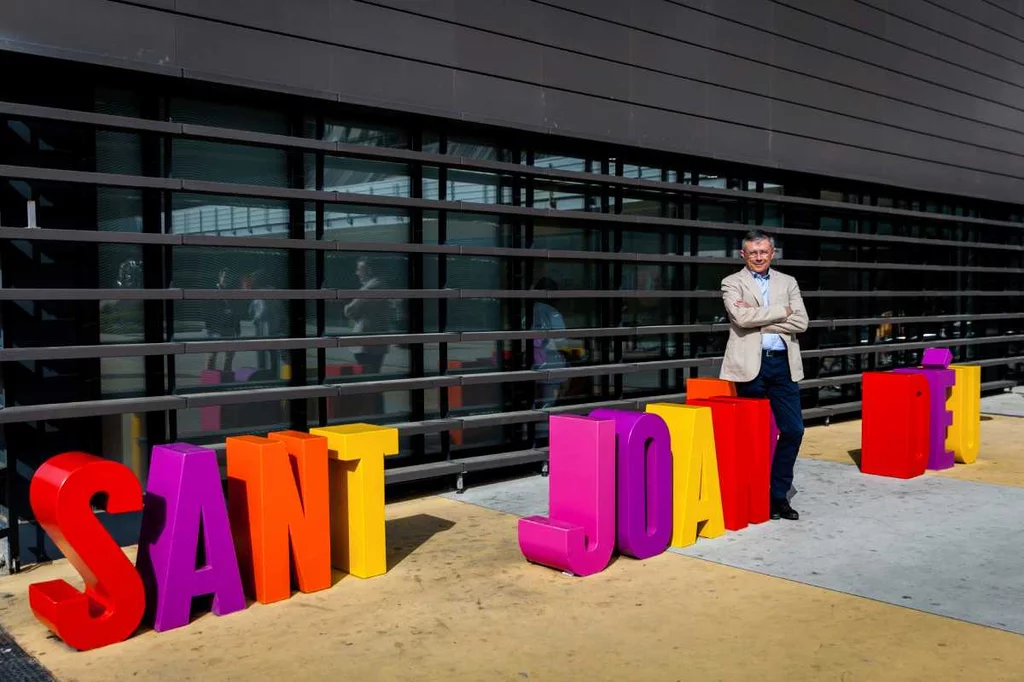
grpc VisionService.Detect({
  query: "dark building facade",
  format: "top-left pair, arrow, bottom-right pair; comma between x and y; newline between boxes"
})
1,0 -> 1022,570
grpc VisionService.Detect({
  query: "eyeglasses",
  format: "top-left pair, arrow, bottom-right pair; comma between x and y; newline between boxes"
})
743,249 -> 773,258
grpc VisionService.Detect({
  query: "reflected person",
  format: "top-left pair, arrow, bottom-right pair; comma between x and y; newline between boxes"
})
205,267 -> 241,375
343,257 -> 391,374
528,276 -> 567,409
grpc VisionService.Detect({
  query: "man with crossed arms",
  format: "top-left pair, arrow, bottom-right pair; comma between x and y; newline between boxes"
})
719,230 -> 809,521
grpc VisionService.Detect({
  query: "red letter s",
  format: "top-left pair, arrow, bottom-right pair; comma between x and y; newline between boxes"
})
29,452 -> 146,650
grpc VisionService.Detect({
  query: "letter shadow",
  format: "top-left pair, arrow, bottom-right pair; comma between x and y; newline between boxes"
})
384,514 -> 456,572
848,448 -> 863,470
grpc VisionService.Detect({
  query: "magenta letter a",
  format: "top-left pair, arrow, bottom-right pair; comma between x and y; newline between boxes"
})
518,415 -> 615,576
137,444 -> 246,631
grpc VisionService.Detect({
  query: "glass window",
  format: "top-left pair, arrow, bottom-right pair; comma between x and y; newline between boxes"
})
323,157 -> 410,197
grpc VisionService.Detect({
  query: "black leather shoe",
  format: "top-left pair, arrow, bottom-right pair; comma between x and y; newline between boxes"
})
770,498 -> 799,521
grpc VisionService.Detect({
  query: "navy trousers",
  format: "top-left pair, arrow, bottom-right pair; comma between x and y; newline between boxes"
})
735,351 -> 805,501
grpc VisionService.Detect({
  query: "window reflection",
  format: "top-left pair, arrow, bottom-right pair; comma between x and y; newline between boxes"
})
324,157 -> 410,197
324,205 -> 409,242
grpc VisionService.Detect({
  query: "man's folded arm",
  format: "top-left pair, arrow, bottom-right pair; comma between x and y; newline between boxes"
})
761,280 -> 809,334
721,280 -> 789,328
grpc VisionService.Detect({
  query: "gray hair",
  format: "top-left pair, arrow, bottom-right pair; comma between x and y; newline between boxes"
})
742,229 -> 775,249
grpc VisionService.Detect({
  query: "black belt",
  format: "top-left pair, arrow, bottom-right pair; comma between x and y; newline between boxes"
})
762,348 -> 786,357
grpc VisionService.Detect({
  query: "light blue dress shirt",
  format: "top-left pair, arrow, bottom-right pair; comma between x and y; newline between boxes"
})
750,269 -> 787,351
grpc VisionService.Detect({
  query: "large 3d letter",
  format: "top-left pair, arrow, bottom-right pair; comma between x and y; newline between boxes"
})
309,424 -> 398,579
518,415 -> 616,576
28,453 -> 145,651
590,409 -> 672,559
646,403 -> 725,548
948,364 -> 981,464
861,372 -> 930,479
687,378 -> 779,463
136,444 -> 245,632
685,378 -> 737,400
227,432 -> 331,603
687,397 -> 771,530
706,396 -> 772,524
894,366 -> 956,471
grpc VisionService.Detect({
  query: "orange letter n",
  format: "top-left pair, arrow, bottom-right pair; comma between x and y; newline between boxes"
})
227,432 -> 331,604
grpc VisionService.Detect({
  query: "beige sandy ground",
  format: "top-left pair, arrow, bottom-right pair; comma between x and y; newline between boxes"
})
801,415 -> 1024,487
1,416 -> 1023,681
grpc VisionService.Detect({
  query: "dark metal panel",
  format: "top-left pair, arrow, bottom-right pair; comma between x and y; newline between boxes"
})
700,44 -> 774,99
769,99 -> 1024,180
334,376 -> 459,395
330,0 -> 463,67
767,67 -> 1024,158
704,85 -> 772,131
628,67 -> 708,120
384,461 -> 461,485
1,0 -> 177,72
934,0 -> 1024,40
618,9 -> 1024,158
391,419 -> 461,436
541,47 -> 632,103
627,29 -> 712,89
826,0 -> 1024,78
452,72 -> 547,133
540,0 -> 633,25
0,343 -> 184,362
630,105 -> 710,158
175,0 -> 333,40
630,0 -> 776,64
705,118 -> 772,166
336,333 -> 461,347
184,338 -> 338,354
174,16 -> 335,97
542,89 -> 634,144
534,0 -> 633,63
458,410 -> 545,427
365,0 -> 634,63
452,20 -> 545,84
123,0 -> 177,8
700,0 -> 778,31
772,1 -> 1024,112
459,449 -> 547,472
0,226 -> 181,246
766,129 -> 1021,201
184,385 -> 336,408
768,26 -> 1024,134
0,396 -> 187,424
329,47 -> 457,117
871,0 -> 1024,60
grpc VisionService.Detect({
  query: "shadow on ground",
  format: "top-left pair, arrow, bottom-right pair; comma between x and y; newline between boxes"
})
386,513 -> 455,571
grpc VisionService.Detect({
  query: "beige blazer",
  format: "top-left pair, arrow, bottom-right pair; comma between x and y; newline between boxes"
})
719,267 -> 809,383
